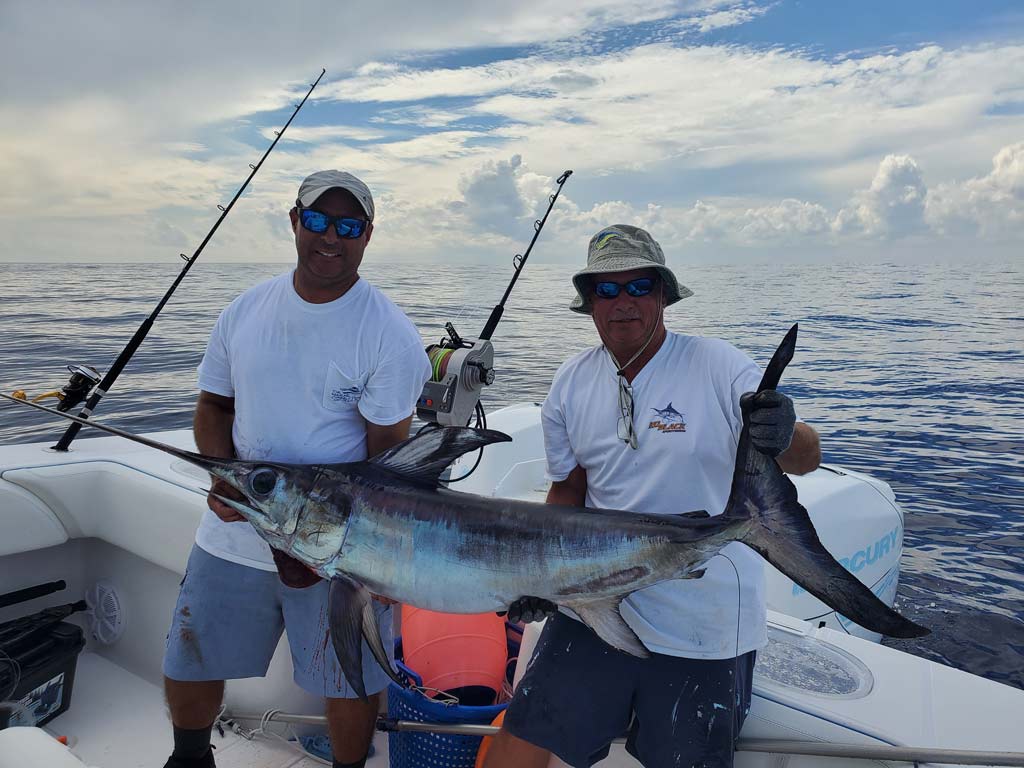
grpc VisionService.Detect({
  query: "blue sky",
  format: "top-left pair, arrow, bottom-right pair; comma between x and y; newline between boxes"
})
708,1 -> 1024,52
1,1 -> 1022,264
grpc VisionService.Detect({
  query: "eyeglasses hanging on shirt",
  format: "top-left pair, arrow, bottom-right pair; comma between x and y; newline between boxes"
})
602,287 -> 664,450
606,333 -> 655,451
616,375 -> 638,449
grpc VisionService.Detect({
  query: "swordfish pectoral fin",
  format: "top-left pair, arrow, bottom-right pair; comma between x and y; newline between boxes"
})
327,575 -> 405,701
571,598 -> 650,658
359,600 -> 406,693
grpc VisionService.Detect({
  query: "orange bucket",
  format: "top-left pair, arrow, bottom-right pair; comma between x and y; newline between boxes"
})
401,606 -> 508,701
474,709 -> 506,768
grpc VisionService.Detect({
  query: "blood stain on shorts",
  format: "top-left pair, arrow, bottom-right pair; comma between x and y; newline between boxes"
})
180,627 -> 204,665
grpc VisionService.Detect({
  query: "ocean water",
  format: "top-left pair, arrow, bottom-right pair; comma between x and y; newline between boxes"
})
0,260 -> 1021,690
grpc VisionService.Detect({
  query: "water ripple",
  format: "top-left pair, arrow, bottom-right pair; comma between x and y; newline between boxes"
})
0,260 -> 1021,689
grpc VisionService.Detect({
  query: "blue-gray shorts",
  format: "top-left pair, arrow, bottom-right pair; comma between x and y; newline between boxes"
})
163,544 -> 394,699
504,613 -> 755,768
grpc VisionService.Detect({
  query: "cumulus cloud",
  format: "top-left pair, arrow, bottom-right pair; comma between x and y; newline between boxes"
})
529,144 -> 1024,258
305,38 -> 1024,230
2,2 -> 1024,263
833,155 -> 928,237
457,155 -> 529,235
926,142 -> 1024,238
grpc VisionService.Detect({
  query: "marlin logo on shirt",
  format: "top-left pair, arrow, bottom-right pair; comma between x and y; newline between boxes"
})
649,402 -> 686,433
330,386 -> 362,404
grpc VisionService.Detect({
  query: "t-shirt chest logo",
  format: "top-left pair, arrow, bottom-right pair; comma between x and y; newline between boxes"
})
648,402 -> 686,433
323,362 -> 365,410
330,385 -> 362,404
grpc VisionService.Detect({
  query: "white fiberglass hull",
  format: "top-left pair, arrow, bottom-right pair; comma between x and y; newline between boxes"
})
0,411 -> 1021,767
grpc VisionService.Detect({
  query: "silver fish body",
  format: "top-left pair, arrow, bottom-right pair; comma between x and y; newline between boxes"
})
1,326 -> 928,698
289,469 -> 734,614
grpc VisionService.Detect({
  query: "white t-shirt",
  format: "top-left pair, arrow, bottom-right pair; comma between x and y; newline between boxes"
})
195,272 -> 431,570
542,331 -> 769,659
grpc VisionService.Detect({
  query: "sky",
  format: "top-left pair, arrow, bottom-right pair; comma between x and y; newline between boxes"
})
1,1 -> 1023,265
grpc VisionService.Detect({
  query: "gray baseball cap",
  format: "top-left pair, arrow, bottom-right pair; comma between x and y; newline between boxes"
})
296,170 -> 375,221
570,224 -> 693,314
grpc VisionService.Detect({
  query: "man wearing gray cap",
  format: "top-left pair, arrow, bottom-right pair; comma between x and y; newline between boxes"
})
485,225 -> 820,768
161,171 -> 431,768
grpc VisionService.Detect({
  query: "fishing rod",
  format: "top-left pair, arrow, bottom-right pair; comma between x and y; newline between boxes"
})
0,601 -> 88,649
0,580 -> 66,610
417,170 -> 572,434
479,169 -> 573,341
50,69 -> 326,452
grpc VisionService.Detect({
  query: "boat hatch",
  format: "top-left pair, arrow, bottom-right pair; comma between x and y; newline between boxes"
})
754,625 -> 873,699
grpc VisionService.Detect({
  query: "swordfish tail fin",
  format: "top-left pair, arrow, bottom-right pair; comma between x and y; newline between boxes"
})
720,327 -> 928,639
723,428 -> 929,639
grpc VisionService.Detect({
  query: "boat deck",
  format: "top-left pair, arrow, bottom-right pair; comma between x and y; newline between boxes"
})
46,653 -> 390,768
46,653 -> 641,767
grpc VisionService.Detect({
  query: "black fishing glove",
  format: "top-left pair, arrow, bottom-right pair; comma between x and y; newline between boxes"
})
740,390 -> 796,457
499,596 -> 558,624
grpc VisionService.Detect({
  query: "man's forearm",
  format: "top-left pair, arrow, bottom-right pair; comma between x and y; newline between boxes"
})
546,465 -> 587,507
193,397 -> 236,459
365,415 -> 413,459
777,422 -> 821,475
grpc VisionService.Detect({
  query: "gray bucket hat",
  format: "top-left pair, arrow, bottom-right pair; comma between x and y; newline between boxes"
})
570,224 -> 693,314
296,170 -> 375,221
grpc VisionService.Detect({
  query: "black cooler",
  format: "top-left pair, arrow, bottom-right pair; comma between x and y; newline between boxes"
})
0,605 -> 87,729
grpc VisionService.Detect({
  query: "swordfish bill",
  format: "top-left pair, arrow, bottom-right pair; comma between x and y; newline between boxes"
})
0,326 -> 928,699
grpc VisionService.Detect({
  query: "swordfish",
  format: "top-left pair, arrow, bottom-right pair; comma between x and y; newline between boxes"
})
0,326 -> 928,699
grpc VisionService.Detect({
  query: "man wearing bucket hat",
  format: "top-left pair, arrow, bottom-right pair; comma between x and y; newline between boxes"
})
485,225 -> 821,768
161,170 -> 431,768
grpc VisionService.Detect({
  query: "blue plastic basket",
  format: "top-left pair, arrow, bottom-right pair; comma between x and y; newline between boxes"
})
387,627 -> 521,768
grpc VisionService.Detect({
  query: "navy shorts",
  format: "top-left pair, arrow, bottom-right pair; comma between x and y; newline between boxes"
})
163,544 -> 394,699
504,613 -> 755,768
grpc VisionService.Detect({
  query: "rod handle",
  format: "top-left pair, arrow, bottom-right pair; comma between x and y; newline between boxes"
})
0,580 -> 67,609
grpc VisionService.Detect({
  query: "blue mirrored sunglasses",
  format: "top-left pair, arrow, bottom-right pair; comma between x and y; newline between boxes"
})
298,208 -> 368,239
594,277 -> 657,299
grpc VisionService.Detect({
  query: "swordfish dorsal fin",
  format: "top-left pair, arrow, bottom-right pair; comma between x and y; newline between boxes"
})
370,426 -> 511,486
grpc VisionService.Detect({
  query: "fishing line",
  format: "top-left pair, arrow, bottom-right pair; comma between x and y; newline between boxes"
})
719,551 -> 744,764
51,68 -> 327,451
445,401 -> 488,483
0,648 -> 21,702
219,708 -> 332,766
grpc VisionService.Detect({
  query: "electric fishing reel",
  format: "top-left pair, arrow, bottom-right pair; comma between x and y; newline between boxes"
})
417,323 -> 494,427
10,364 -> 101,413
416,169 -> 572,480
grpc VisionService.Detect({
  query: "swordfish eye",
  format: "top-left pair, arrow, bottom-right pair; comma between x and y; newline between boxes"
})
248,467 -> 278,497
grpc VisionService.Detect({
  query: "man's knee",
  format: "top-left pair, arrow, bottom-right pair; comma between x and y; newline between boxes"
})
325,692 -> 380,716
164,677 -> 225,729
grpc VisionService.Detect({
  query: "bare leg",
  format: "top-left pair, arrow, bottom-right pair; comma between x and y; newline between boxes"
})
482,729 -> 553,768
164,677 -> 224,729
326,693 -> 380,763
